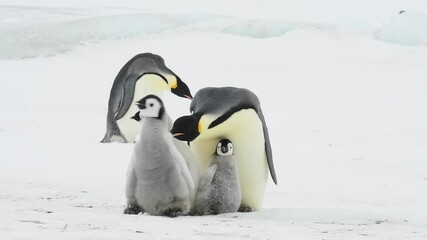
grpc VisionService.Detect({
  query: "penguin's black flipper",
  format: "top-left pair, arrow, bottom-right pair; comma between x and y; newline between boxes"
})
114,75 -> 138,121
202,87 -> 277,185
207,104 -> 278,185
256,107 -> 277,185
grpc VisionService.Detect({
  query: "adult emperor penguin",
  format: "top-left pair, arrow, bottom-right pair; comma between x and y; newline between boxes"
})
124,95 -> 194,217
101,53 -> 193,143
170,87 -> 277,212
194,139 -> 241,215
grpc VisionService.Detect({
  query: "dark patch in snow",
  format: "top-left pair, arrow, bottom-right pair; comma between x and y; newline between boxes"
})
33,209 -> 53,214
20,220 -> 45,224
375,219 -> 390,224
75,205 -> 94,208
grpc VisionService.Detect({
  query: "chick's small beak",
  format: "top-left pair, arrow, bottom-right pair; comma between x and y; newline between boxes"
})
136,103 -> 146,110
221,146 -> 228,154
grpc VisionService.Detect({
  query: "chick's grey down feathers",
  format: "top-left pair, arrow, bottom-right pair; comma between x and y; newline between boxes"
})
194,140 -> 241,215
124,96 -> 194,217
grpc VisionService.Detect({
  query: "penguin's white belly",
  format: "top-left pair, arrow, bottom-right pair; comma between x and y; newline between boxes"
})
191,109 -> 268,210
116,75 -> 168,142
173,138 -> 200,209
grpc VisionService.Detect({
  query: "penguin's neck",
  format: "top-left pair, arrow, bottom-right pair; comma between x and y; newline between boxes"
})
116,74 -> 170,142
135,74 -> 170,98
214,156 -> 236,167
137,118 -> 171,168
139,117 -> 169,139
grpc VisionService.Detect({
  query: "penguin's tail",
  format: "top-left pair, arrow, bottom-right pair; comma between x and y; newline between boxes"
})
100,132 -> 128,143
100,134 -> 110,143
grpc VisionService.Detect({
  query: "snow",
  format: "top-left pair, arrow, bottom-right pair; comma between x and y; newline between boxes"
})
2,1 -> 427,59
1,1 -> 427,239
376,11 -> 427,46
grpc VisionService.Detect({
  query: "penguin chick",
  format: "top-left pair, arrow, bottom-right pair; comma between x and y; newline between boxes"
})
130,110 -> 200,212
194,139 -> 241,215
124,95 -> 194,217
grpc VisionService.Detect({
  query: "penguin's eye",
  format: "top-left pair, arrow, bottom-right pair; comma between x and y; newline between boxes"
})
149,103 -> 154,107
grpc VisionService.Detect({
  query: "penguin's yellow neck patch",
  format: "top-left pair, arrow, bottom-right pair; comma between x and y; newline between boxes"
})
198,115 -> 214,134
198,121 -> 203,134
165,75 -> 177,89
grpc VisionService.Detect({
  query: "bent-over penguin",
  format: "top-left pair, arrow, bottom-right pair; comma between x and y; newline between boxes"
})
194,139 -> 241,215
170,87 -> 277,212
124,95 -> 194,217
101,53 -> 192,143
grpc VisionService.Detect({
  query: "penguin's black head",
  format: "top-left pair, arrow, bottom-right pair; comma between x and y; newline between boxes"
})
130,111 -> 141,122
136,95 -> 165,119
171,76 -> 193,100
170,113 -> 202,141
216,139 -> 233,156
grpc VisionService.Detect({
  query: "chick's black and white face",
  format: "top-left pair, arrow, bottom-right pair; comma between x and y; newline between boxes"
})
141,98 -> 162,118
216,139 -> 233,156
136,95 -> 164,119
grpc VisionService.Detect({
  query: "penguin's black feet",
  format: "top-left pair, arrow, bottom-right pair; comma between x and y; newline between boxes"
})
163,208 -> 182,217
187,210 -> 197,216
124,204 -> 143,215
238,204 -> 254,213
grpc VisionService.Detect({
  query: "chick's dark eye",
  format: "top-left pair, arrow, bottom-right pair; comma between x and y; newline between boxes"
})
150,103 -> 154,107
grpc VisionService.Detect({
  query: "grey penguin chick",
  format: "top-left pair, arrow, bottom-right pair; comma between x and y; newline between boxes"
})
123,95 -> 194,217
129,111 -> 201,213
194,139 -> 241,215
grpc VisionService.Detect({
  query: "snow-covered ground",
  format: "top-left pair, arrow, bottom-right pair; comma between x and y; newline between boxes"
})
1,1 -> 427,239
